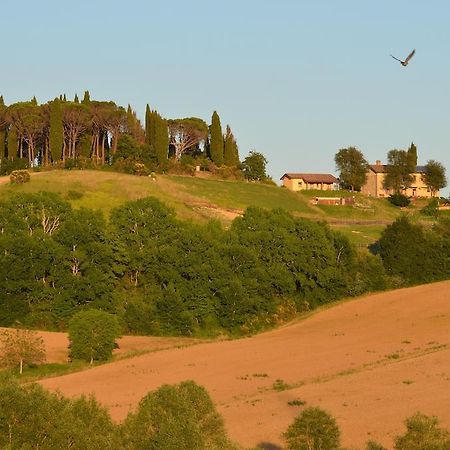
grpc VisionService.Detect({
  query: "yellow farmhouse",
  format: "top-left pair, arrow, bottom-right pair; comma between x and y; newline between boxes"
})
361,161 -> 435,198
280,173 -> 339,191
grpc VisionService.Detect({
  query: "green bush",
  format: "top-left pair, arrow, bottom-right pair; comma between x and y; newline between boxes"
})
121,380 -> 236,450
0,158 -> 28,176
394,413 -> 450,450
66,190 -> 84,200
283,406 -> 341,450
378,216 -> 450,284
68,309 -> 122,363
388,193 -> 410,207
0,380 -> 119,449
9,169 -> 31,184
421,198 -> 439,217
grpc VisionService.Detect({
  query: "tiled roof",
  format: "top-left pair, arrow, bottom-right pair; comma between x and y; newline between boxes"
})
369,164 -> 427,174
280,173 -> 338,183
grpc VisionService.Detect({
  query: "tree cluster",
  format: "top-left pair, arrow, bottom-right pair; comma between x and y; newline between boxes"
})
376,216 -> 450,285
0,379 -> 237,450
0,193 -> 384,335
2,378 -> 449,450
0,94 -> 242,176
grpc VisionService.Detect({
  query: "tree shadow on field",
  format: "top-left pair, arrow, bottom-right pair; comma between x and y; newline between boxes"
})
256,443 -> 283,450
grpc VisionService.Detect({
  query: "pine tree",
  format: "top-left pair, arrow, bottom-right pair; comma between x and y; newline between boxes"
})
49,99 -> 64,164
209,111 -> 223,165
223,125 -> 239,166
82,90 -> 90,105
74,94 -> 79,103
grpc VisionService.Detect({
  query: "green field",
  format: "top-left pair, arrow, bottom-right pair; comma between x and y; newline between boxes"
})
0,169 -> 417,244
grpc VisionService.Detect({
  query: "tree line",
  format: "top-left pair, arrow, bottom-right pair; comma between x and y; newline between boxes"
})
0,93 -> 241,174
0,192 -> 385,335
1,377 -> 449,450
335,143 -> 447,195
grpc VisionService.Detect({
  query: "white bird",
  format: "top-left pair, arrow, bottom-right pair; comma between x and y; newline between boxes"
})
390,49 -> 416,66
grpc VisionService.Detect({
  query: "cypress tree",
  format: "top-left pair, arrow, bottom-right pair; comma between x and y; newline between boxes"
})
223,125 -> 239,166
31,96 -> 37,105
145,104 -> 152,145
0,96 -> 5,159
209,111 -> 223,165
7,127 -> 18,160
154,112 -> 169,164
49,99 -> 64,163
74,94 -> 79,103
63,94 -> 67,102
82,91 -> 90,104
408,142 -> 418,167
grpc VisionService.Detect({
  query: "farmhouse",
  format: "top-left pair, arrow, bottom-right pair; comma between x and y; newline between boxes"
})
361,161 -> 435,198
280,173 -> 339,192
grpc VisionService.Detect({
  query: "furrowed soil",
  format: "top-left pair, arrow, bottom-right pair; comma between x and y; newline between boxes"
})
39,281 -> 450,449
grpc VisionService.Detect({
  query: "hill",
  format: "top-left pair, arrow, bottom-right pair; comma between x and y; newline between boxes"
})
0,170 -> 402,244
38,280 -> 450,449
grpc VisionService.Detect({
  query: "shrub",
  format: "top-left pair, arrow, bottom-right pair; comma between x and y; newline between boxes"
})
122,380 -> 236,450
9,169 -> 31,184
421,198 -> 439,217
388,193 -> 410,207
68,309 -> 122,363
394,412 -> 450,450
0,380 -> 119,449
66,190 -> 84,200
0,158 -> 28,176
283,406 -> 341,450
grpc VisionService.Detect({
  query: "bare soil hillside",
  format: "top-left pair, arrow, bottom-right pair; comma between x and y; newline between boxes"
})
39,281 -> 450,449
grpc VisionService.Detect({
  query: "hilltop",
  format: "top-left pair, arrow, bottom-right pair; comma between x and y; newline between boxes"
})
0,169 -> 403,245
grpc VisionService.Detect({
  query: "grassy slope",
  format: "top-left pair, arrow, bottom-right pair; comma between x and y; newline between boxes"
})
0,170 -> 405,243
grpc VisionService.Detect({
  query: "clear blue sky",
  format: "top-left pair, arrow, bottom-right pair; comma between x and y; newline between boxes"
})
1,0 -> 449,194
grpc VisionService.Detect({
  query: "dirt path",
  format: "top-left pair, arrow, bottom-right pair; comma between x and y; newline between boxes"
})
39,281 -> 450,449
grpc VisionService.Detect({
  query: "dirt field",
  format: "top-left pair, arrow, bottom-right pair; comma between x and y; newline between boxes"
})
38,281 -> 450,449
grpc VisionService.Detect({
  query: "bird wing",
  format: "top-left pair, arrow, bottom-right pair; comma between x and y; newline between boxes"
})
390,54 -> 403,63
404,49 -> 416,63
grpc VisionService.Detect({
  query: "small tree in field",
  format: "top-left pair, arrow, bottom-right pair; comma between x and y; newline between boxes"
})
0,329 -> 46,374
283,406 -> 341,450
68,309 -> 122,364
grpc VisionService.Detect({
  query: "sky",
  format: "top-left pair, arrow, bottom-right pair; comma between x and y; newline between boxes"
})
1,0 -> 449,194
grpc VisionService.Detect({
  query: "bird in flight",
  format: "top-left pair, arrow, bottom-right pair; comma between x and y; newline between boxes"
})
390,49 -> 416,66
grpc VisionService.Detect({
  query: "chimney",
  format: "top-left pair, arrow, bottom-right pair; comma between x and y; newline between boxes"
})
375,160 -> 381,166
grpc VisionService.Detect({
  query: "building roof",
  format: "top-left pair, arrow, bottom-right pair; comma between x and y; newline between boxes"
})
369,164 -> 427,174
280,173 -> 338,183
